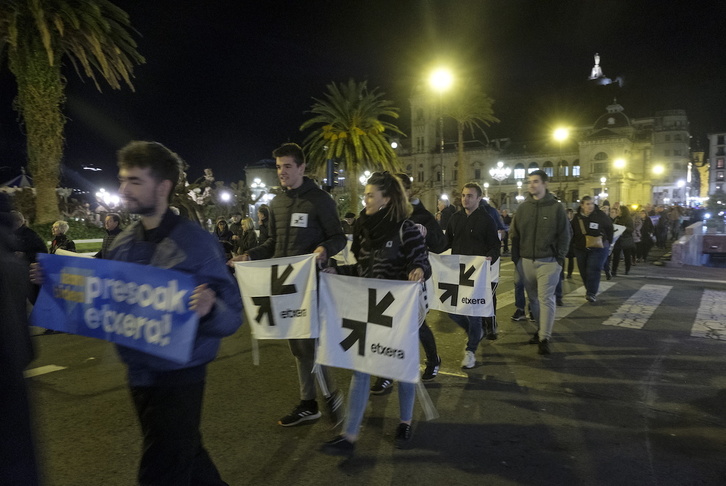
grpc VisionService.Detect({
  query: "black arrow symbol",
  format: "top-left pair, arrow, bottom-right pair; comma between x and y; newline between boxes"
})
439,282 -> 458,305
340,318 -> 367,355
367,289 -> 394,327
252,296 -> 275,326
271,264 -> 296,295
459,264 -> 476,287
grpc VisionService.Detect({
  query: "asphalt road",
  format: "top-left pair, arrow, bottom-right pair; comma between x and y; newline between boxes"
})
25,261 -> 726,485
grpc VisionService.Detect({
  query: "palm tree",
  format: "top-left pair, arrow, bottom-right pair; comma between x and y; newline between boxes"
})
443,79 -> 500,197
300,79 -> 404,210
0,0 -> 144,223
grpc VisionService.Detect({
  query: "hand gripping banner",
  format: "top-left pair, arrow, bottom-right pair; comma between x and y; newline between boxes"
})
30,253 -> 199,364
234,254 -> 318,339
428,254 -> 493,317
316,272 -> 420,384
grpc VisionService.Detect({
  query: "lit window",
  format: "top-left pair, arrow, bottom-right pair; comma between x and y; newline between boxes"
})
527,162 -> 539,174
718,171 -> 724,181
572,164 -> 581,176
514,163 -> 526,179
717,159 -> 725,169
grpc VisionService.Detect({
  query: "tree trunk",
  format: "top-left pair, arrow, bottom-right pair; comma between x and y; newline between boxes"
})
9,41 -> 65,224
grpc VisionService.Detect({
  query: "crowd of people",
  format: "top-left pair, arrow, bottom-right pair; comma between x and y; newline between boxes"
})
2,137 -> 703,484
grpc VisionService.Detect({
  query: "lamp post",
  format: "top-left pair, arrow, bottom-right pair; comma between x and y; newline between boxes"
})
429,68 -> 453,198
599,177 -> 608,202
516,181 -> 524,205
489,161 -> 511,208
553,127 -> 569,200
483,182 -> 489,199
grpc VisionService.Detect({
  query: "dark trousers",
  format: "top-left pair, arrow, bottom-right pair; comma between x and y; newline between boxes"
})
131,381 -> 227,486
612,243 -> 634,275
419,321 -> 438,362
0,372 -> 39,486
575,246 -> 609,297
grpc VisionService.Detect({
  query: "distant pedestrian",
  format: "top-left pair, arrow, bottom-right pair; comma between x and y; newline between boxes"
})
257,205 -> 270,245
49,220 -> 76,254
612,206 -> 635,276
341,212 -> 356,234
571,196 -> 613,302
10,210 -> 47,265
94,213 -> 122,259
510,170 -> 571,355
214,217 -> 234,244
437,198 -> 456,231
239,217 -> 258,253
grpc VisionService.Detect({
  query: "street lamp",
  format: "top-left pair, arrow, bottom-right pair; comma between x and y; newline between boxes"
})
429,68 -> 453,198
599,177 -> 608,201
359,170 -> 372,186
553,127 -> 569,198
489,161 -> 511,208
516,181 -> 524,203
483,182 -> 489,199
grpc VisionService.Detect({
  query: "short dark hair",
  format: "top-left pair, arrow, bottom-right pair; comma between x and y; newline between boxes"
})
272,143 -> 305,166
106,213 -> 121,224
529,170 -> 548,183
117,141 -> 182,203
463,182 -> 483,198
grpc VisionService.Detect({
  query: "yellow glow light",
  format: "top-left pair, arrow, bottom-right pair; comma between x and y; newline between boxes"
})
553,128 -> 569,142
613,158 -> 626,169
652,165 -> 664,175
429,68 -> 453,93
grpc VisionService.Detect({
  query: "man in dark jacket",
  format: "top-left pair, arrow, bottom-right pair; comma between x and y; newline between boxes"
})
510,170 -> 571,355
234,143 -> 346,428
10,211 -> 47,265
1,197 -> 40,486
94,213 -> 122,259
85,141 -> 242,485
445,182 -> 501,369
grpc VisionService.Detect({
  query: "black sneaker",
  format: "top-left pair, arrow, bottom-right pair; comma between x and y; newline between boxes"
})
528,312 -> 536,322
528,332 -> 540,344
394,423 -> 413,449
586,294 -> 597,303
320,435 -> 355,457
538,339 -> 551,355
370,378 -> 394,395
278,401 -> 321,427
486,333 -> 498,340
422,356 -> 441,381
510,309 -> 526,321
325,390 -> 344,428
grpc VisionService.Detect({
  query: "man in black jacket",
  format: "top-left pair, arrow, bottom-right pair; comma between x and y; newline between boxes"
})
234,143 -> 346,428
10,211 -> 47,265
445,182 -> 501,369
94,213 -> 122,259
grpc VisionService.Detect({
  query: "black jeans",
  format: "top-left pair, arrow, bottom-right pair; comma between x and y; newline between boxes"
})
131,381 -> 227,486
419,321 -> 438,362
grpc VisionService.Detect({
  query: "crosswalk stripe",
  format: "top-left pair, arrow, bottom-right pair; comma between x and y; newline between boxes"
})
601,284 -> 672,329
24,364 -> 67,378
690,290 -> 726,341
555,282 -> 618,320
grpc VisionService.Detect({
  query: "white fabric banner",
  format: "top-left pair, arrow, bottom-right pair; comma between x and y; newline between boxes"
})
234,254 -> 318,339
428,254 -> 493,317
317,273 -> 421,384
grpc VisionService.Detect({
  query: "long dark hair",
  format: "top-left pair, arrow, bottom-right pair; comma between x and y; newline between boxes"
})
366,171 -> 412,221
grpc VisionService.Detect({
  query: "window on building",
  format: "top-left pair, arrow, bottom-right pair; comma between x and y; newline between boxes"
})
417,171 -> 424,182
717,135 -> 725,145
673,149 -> 682,156
474,168 -> 481,179
527,162 -> 539,174
543,161 -> 554,177
717,184 -> 723,191
453,169 -> 458,181
665,134 -> 671,142
436,171 -> 441,182
717,159 -> 725,169
664,150 -> 670,157
593,162 -> 606,173
674,134 -> 682,141
718,171 -> 724,181
514,163 -> 526,179
572,163 -> 580,176
558,160 -> 569,177
594,152 -> 609,161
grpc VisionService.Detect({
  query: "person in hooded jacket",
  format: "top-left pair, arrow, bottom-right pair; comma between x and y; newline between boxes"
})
612,206 -> 635,276
320,171 -> 431,457
571,196 -> 613,303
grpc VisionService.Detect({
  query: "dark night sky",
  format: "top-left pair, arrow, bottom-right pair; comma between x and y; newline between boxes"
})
1,0 -> 725,192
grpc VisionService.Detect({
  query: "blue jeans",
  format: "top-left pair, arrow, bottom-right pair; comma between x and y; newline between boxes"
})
448,313 -> 484,352
514,263 -> 526,310
575,246 -> 609,297
343,371 -> 415,440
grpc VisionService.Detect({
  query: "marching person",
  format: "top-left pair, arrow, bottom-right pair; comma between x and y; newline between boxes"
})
49,220 -> 76,254
444,182 -> 500,368
612,206 -> 635,277
231,143 -> 347,427
320,171 -> 431,456
34,141 -> 243,485
571,196 -> 613,303
94,213 -> 122,259
510,170 -> 571,355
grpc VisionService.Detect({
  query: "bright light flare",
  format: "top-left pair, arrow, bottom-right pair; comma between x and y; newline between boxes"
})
429,68 -> 453,93
652,165 -> 664,175
219,191 -> 231,202
553,127 -> 569,142
614,158 -> 626,169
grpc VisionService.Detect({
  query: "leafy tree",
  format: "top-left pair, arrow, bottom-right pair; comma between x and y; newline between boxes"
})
443,79 -> 500,195
0,0 -> 144,223
300,79 -> 404,210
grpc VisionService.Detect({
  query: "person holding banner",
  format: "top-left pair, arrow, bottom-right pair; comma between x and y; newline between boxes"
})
232,143 -> 347,428
510,170 -> 571,355
444,182 -> 501,369
321,171 -> 431,456
66,141 -> 241,486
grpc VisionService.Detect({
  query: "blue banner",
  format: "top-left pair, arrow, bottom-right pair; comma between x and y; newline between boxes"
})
30,253 -> 199,364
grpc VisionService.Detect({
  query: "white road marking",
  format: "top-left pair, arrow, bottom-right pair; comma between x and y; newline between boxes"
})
24,364 -> 67,378
555,282 -> 618,320
602,284 -> 672,329
691,290 -> 726,341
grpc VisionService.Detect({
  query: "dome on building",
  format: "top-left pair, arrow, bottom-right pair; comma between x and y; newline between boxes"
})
593,100 -> 631,130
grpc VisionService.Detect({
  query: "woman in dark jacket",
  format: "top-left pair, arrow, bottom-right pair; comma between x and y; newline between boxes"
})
214,218 -> 233,244
49,221 -> 76,254
571,196 -> 613,302
636,209 -> 655,262
257,205 -> 270,245
239,218 -> 258,254
612,206 -> 635,276
321,171 -> 431,457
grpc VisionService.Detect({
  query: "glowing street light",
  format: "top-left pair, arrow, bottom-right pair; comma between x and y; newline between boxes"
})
489,161 -> 511,207
219,191 -> 232,203
652,164 -> 664,176
359,170 -> 372,186
516,181 -> 524,202
483,182 -> 489,199
599,177 -> 608,200
613,158 -> 626,170
429,67 -> 454,196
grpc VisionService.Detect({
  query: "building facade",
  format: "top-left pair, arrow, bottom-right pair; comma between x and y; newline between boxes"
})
400,97 -> 692,212
707,133 -> 726,194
